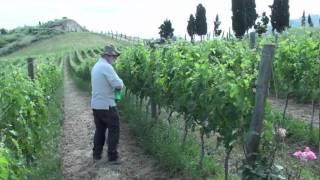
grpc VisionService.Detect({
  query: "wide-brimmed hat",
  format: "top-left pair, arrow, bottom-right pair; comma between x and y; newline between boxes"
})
101,45 -> 120,56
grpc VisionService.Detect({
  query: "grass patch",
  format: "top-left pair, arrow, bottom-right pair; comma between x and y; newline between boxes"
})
270,110 -> 319,149
0,32 -> 64,56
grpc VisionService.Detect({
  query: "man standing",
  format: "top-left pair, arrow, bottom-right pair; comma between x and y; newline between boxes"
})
91,45 -> 124,162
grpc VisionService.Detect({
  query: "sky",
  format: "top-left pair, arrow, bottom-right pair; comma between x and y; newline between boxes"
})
0,0 -> 319,39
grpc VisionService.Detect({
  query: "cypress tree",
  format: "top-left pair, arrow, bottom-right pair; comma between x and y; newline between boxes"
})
246,0 -> 258,29
301,11 -> 306,26
195,3 -> 207,40
308,14 -> 314,27
214,14 -> 222,36
232,0 -> 257,38
232,0 -> 246,38
270,0 -> 290,33
187,14 -> 196,41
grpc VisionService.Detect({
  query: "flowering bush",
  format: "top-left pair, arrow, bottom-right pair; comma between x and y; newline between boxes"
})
293,147 -> 317,161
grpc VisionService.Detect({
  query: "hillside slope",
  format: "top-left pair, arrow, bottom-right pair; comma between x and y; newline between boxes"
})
0,18 -> 90,56
1,32 -> 127,59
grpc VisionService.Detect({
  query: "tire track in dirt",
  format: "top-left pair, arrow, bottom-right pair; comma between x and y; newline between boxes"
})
60,59 -> 171,180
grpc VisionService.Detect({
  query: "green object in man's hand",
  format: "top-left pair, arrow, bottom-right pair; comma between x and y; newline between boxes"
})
114,89 -> 122,103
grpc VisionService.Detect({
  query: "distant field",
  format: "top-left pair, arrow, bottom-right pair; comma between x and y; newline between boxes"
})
0,32 -> 126,60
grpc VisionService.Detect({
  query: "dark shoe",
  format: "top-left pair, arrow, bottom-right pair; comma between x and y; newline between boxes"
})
108,157 -> 118,161
108,151 -> 118,161
93,154 -> 102,160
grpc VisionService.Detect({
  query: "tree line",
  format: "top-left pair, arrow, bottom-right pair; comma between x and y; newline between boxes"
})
158,0 -> 318,40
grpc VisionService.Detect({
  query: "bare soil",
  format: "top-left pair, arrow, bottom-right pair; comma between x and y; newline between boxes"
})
268,96 -> 319,125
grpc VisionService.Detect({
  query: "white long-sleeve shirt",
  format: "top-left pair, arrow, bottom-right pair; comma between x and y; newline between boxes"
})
91,57 -> 124,110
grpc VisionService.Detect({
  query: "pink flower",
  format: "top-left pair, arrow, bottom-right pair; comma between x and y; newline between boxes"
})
304,147 -> 311,152
304,147 -> 317,161
293,150 -> 302,158
292,147 -> 317,161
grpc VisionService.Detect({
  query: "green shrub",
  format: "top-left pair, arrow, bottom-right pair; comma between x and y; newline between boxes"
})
269,110 -> 319,147
119,95 -> 221,179
0,146 -> 10,180
0,38 -> 8,48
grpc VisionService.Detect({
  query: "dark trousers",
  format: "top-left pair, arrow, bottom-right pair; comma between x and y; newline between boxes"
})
92,107 -> 120,160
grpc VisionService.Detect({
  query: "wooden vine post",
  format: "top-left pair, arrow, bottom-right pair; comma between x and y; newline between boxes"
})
27,58 -> 34,81
245,44 -> 275,164
249,32 -> 256,49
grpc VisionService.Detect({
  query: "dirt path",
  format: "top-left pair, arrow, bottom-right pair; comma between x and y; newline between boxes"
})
268,96 -> 319,125
60,60 -> 170,180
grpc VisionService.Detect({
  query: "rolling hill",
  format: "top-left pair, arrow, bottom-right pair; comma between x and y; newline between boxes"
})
0,32 -> 127,60
0,18 -> 90,56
